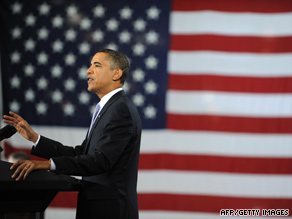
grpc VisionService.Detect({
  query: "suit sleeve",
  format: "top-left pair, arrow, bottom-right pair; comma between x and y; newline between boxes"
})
52,101 -> 136,176
31,136 -> 85,160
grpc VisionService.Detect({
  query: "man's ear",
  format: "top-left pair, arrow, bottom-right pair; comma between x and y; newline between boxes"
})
112,69 -> 123,81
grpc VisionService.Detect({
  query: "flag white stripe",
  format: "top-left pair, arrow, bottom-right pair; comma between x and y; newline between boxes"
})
170,11 -> 292,36
6,126 -> 87,147
140,211 -> 218,219
47,209 -> 292,219
138,170 -> 292,198
168,51 -> 292,76
140,131 -> 292,157
46,209 -> 212,219
46,209 -> 292,219
166,91 -> 292,117
6,129 -> 292,157
139,211 -> 292,219
45,208 -> 76,219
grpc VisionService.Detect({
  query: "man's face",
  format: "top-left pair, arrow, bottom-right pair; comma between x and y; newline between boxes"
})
86,52 -> 116,96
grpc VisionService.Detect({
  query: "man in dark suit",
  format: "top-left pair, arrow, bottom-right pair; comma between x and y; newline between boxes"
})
3,49 -> 142,219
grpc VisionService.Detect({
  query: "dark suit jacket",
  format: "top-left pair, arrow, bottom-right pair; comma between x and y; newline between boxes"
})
31,91 -> 142,219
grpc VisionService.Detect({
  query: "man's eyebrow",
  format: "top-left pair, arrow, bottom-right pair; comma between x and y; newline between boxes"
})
93,61 -> 102,65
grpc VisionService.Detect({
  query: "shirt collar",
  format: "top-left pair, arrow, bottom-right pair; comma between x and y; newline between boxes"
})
98,87 -> 123,110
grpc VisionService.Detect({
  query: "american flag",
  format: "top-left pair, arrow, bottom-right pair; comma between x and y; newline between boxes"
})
1,0 -> 292,218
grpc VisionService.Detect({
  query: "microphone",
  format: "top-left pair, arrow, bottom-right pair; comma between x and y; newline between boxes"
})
0,125 -> 17,141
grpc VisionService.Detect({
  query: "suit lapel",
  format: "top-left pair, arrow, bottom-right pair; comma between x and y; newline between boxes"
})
84,91 -> 124,154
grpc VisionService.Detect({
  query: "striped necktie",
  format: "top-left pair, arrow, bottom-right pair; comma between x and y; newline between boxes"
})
88,103 -> 100,136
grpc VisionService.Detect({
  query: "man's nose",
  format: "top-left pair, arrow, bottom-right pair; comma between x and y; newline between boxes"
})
87,68 -> 92,74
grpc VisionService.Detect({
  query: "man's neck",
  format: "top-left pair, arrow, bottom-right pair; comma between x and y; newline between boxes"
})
96,85 -> 122,99
97,87 -> 123,109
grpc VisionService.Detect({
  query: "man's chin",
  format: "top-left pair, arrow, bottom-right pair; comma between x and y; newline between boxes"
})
87,87 -> 97,94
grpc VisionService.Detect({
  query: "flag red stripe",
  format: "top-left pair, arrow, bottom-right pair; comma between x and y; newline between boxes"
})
48,192 -> 292,213
5,143 -> 292,176
171,35 -> 292,53
172,0 -> 292,13
138,193 -> 292,214
168,75 -> 292,93
7,142 -> 292,175
139,154 -> 292,174
167,114 -> 292,133
3,142 -> 45,161
49,192 -> 78,208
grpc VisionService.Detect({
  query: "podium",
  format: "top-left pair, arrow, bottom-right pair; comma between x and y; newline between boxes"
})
0,160 -> 79,219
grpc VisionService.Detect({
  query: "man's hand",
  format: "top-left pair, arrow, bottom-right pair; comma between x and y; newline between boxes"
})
10,160 -> 51,181
3,111 -> 39,143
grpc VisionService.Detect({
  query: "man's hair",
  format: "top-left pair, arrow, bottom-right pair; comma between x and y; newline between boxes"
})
98,49 -> 130,85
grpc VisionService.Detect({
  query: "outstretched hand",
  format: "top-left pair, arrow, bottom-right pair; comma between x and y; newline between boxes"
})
3,111 -> 39,143
10,160 -> 51,181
